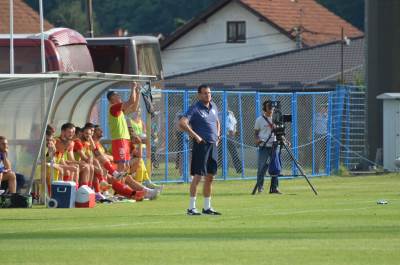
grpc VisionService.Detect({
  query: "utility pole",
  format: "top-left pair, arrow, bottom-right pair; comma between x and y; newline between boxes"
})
295,27 -> 302,49
291,0 -> 303,49
341,27 -> 344,84
86,0 -> 94,38
39,0 -> 45,73
9,0 -> 14,74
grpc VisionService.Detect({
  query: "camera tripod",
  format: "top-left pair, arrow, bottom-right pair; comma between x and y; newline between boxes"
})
252,139 -> 318,195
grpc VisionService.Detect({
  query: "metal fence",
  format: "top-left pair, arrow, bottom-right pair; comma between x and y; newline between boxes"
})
339,86 -> 368,169
94,85 -> 366,183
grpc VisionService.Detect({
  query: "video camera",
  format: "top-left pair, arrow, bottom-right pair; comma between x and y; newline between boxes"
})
264,100 -> 292,142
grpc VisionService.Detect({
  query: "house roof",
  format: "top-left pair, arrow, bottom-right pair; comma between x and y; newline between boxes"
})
0,0 -> 53,34
161,0 -> 363,49
163,36 -> 364,91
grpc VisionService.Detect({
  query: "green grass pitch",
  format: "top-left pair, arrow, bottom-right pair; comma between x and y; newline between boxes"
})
1,174 -> 399,265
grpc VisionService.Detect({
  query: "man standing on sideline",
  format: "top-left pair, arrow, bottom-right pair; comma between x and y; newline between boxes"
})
107,82 -> 140,172
179,84 -> 221,215
314,103 -> 328,174
254,100 -> 281,194
221,110 -> 242,174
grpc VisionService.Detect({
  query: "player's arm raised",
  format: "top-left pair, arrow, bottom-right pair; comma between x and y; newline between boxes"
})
123,82 -> 140,114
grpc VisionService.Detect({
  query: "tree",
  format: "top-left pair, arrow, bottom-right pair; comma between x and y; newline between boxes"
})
24,0 -> 363,36
317,0 -> 364,30
49,0 -> 101,36
91,0 -> 216,35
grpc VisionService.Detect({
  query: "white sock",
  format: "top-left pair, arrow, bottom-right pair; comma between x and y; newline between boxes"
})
142,186 -> 151,192
189,197 -> 196,210
204,197 -> 211,210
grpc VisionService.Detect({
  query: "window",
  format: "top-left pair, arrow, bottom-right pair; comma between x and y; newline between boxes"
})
227,21 -> 246,43
136,43 -> 163,79
88,45 -> 128,74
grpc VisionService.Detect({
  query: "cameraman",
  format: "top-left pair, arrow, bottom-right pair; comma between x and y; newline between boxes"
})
254,101 -> 281,194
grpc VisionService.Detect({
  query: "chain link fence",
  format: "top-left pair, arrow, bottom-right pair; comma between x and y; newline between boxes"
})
340,86 -> 368,169
94,85 -> 366,183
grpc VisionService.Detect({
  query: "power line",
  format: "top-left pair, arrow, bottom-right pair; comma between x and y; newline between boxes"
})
165,39 -> 294,54
164,31 -> 284,51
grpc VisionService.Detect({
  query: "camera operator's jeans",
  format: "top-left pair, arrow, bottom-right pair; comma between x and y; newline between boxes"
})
256,146 -> 277,190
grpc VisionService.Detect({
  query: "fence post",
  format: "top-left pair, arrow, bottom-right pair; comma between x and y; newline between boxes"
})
326,92 -> 333,174
222,91 -> 228,180
164,91 -> 169,182
238,93 -> 245,178
100,94 -> 109,139
183,90 -> 190,183
312,94 -> 316,175
291,93 -> 298,176
255,92 -> 260,118
345,87 -> 351,168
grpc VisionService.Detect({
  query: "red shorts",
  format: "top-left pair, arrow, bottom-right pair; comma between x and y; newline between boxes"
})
111,139 -> 131,163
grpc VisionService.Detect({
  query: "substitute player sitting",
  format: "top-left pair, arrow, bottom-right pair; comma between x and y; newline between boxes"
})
55,123 -> 90,187
85,123 -> 158,200
0,136 -> 17,194
45,125 -> 79,192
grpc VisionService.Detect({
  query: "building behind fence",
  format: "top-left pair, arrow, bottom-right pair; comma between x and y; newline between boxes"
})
94,85 -> 366,183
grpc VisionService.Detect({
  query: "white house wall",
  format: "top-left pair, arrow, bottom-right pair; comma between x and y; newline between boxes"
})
382,100 -> 400,171
162,1 -> 296,77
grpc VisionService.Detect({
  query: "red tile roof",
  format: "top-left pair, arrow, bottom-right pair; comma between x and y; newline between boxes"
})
0,0 -> 53,34
240,0 -> 363,46
162,0 -> 363,49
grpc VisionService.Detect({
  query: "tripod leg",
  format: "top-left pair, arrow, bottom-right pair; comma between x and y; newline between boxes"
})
282,143 -> 318,195
251,183 -> 259,195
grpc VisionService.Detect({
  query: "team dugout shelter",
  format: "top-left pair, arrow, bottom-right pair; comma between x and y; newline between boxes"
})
0,28 -> 163,198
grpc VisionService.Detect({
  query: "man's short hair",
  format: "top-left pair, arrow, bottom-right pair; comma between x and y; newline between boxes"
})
75,127 -> 83,134
83,122 -> 95,130
0,136 -> 6,142
197,84 -> 210,94
61,122 -> 75,131
106,91 -> 118,101
262,100 -> 273,112
46,125 -> 55,136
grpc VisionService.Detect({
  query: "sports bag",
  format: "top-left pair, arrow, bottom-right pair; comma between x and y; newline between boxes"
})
268,147 -> 282,176
0,193 -> 32,208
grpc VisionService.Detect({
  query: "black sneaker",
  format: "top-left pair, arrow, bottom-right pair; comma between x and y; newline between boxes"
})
202,208 -> 222,215
269,189 -> 282,194
187,208 -> 201,215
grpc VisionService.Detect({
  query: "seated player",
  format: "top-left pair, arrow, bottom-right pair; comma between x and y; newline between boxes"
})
55,123 -> 90,188
92,125 -> 114,162
0,136 -> 17,194
45,125 -> 79,194
73,125 -> 95,190
85,123 -> 158,200
128,129 -> 162,191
